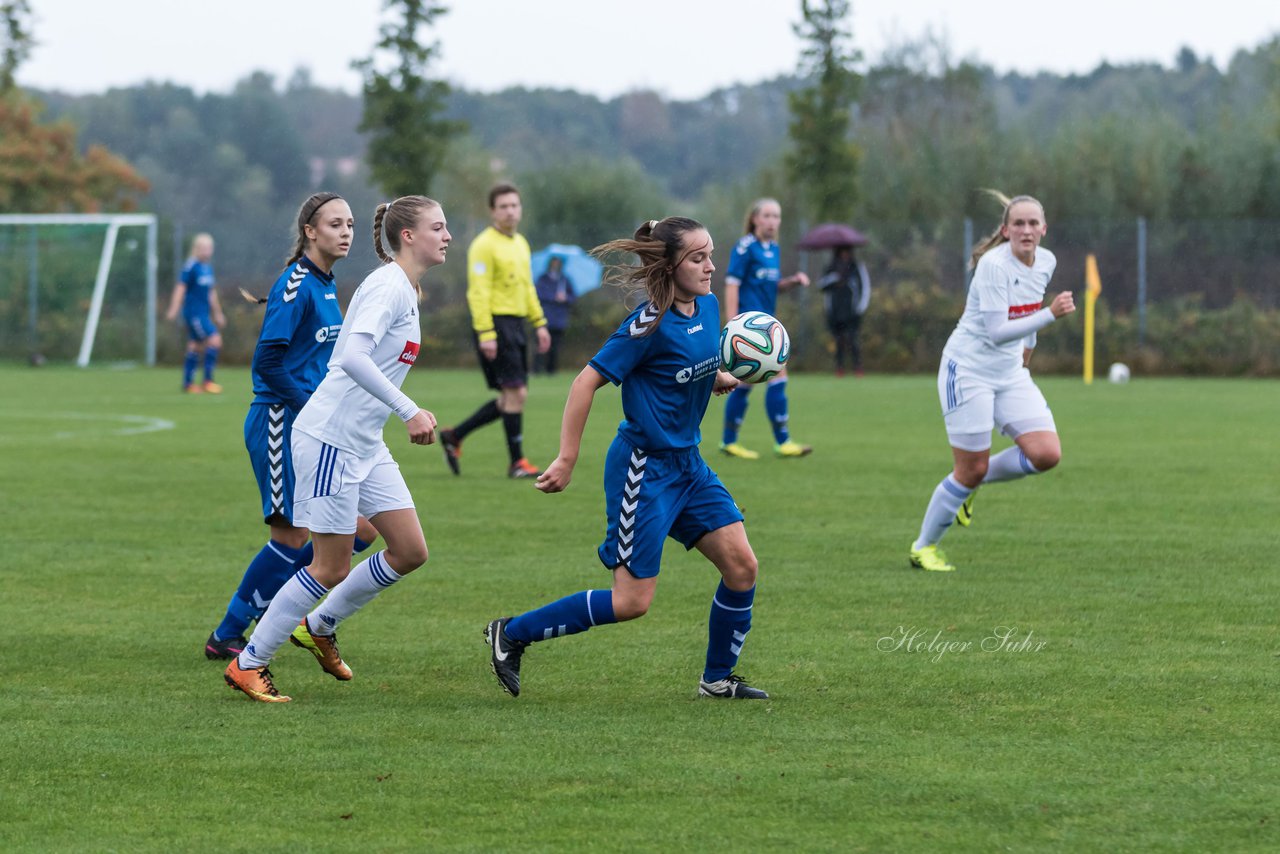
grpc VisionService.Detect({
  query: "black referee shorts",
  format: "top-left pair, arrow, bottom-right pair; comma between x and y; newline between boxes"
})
475,315 -> 530,390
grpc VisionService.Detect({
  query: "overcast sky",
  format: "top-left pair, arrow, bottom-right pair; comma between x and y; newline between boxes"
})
19,0 -> 1280,100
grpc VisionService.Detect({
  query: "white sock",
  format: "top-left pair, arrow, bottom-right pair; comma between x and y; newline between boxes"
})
983,447 -> 1041,483
240,568 -> 328,668
913,474 -> 973,550
306,550 -> 402,636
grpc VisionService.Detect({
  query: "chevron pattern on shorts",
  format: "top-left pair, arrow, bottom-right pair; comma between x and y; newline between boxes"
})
268,405 -> 286,515
616,449 -> 648,568
282,264 -> 306,303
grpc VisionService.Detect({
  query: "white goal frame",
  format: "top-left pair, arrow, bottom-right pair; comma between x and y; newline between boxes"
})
0,213 -> 158,367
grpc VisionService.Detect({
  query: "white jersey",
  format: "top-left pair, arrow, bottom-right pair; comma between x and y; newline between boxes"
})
943,243 -> 1056,380
293,263 -> 422,456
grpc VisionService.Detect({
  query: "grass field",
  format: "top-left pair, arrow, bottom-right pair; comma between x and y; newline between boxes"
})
1,363 -> 1276,852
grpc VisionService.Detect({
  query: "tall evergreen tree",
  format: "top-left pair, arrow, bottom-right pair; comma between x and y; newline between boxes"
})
1,0 -> 33,91
353,0 -> 464,198
786,0 -> 862,223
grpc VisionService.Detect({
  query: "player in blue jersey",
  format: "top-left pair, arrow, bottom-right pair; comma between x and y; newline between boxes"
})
203,193 -> 379,660
165,233 -> 226,393
720,198 -> 813,459
484,217 -> 770,700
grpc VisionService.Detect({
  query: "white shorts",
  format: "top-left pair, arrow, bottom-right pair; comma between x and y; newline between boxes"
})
937,358 -> 1057,452
291,433 -> 414,534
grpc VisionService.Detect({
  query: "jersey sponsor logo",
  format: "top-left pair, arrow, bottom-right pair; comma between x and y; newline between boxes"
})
398,341 -> 421,365
1008,302 -> 1042,319
676,355 -> 719,384
314,324 -> 343,343
676,367 -> 693,383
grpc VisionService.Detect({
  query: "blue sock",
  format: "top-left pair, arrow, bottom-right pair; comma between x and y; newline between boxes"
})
203,346 -> 219,381
353,536 -> 373,554
764,380 -> 790,444
506,589 -> 617,644
722,386 -> 752,445
214,540 -> 305,640
704,581 -> 755,682
183,351 -> 197,386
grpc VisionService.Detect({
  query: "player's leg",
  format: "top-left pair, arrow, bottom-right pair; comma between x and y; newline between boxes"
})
493,321 -> 539,476
768,368 -> 812,457
720,384 -> 757,458
182,319 -> 203,392
201,329 -> 223,392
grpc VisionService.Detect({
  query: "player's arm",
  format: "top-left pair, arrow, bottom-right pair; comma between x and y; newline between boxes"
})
339,332 -> 436,445
780,271 -> 810,290
535,365 -> 609,494
209,287 -> 226,327
165,282 -> 186,321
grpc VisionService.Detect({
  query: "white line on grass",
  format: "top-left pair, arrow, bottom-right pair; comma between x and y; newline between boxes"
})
0,411 -> 177,440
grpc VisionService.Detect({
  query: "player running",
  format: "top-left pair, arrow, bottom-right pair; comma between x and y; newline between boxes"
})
719,198 -> 812,459
224,195 -> 448,702
203,193 -> 379,661
485,217 -> 770,700
909,192 -> 1075,572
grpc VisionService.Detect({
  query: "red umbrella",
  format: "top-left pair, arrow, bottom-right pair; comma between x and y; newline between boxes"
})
796,223 -> 868,249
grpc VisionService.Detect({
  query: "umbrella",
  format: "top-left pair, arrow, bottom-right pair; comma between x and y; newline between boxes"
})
796,223 -> 868,249
530,243 -> 604,295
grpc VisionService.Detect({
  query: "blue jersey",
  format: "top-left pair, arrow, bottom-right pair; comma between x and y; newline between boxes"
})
589,294 -> 721,452
250,257 -> 344,407
180,259 -> 216,318
725,234 -> 781,315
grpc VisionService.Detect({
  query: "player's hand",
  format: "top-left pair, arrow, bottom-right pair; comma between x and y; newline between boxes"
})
479,339 -> 498,360
794,271 -> 810,287
535,457 -> 574,493
1050,291 -> 1076,318
536,326 -> 552,354
405,409 -> 437,445
713,370 -> 740,395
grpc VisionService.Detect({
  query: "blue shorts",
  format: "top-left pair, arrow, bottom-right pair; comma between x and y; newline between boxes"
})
597,437 -> 744,579
244,403 -> 296,524
185,313 -> 216,342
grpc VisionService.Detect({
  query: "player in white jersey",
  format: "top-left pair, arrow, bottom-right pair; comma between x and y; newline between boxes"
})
225,195 -> 449,702
909,193 -> 1076,572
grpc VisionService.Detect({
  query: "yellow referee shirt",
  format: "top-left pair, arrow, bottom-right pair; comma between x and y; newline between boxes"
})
467,227 -> 547,342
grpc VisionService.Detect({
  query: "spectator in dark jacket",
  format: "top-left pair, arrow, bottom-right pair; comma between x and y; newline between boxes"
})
534,255 -> 577,375
818,247 -> 871,376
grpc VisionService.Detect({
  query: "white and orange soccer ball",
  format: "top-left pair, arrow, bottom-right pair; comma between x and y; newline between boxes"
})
719,311 -> 790,383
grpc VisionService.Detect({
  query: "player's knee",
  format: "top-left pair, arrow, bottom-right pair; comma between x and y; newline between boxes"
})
270,525 -> 309,551
1028,446 -> 1061,472
724,554 -> 758,590
612,588 -> 652,621
354,517 -> 379,545
390,542 -> 429,572
955,460 -> 987,489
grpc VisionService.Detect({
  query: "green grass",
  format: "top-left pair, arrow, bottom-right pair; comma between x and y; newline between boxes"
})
1,363 -> 1276,852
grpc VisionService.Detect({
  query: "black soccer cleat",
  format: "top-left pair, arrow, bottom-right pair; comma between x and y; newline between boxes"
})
204,631 -> 247,661
485,617 -> 527,697
698,673 -> 770,700
440,428 -> 462,476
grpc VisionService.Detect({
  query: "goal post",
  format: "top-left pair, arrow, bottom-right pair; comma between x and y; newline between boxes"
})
0,213 -> 159,367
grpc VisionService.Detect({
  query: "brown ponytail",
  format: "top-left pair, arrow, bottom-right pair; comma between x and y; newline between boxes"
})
592,216 -> 707,337
372,195 -> 441,295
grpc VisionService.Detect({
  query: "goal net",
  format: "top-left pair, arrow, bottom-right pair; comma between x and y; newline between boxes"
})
0,214 -> 158,367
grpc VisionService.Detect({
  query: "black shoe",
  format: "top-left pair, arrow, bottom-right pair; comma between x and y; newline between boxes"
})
485,617 -> 527,697
204,631 -> 247,660
698,673 -> 769,699
440,428 -> 461,476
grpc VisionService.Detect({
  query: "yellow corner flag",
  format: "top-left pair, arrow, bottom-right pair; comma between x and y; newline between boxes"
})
1083,254 -> 1102,384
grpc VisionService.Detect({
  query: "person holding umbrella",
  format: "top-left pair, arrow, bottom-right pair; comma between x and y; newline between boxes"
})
534,255 -> 577,375
817,245 -> 871,376
719,198 -> 812,460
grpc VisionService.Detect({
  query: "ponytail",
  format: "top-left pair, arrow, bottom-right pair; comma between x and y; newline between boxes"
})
592,216 -> 706,337
969,190 -> 1045,269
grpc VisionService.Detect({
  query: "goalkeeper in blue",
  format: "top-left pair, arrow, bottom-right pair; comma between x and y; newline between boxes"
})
485,217 -> 770,700
204,193 -> 378,660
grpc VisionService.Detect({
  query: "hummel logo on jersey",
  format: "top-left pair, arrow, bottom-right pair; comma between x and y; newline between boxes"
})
324,292 -> 337,300
687,324 -> 703,334
398,341 -> 420,365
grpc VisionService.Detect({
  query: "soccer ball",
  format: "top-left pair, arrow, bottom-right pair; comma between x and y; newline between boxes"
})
1108,362 -> 1131,384
720,311 -> 790,383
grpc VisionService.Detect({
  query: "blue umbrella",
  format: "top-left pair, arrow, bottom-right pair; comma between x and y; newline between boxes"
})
530,243 -> 604,295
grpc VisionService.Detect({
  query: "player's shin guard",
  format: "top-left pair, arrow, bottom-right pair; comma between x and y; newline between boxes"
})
306,550 -> 401,635
240,568 -> 328,668
203,346 -> 219,381
505,589 -> 617,644
704,581 -> 755,682
914,473 -> 973,549
764,379 -> 790,444
215,540 -> 305,641
982,447 -> 1041,484
722,385 -> 752,445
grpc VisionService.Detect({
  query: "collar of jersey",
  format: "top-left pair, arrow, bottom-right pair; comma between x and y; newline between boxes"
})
298,254 -> 336,284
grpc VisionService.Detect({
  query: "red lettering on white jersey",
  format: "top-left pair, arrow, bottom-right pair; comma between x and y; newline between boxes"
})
1008,302 -> 1042,319
398,341 -> 420,365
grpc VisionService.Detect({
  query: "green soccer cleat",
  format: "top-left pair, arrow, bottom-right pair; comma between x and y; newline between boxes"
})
774,440 -> 813,458
720,442 -> 760,460
909,544 -> 956,572
956,492 -> 977,528
289,620 -> 353,681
